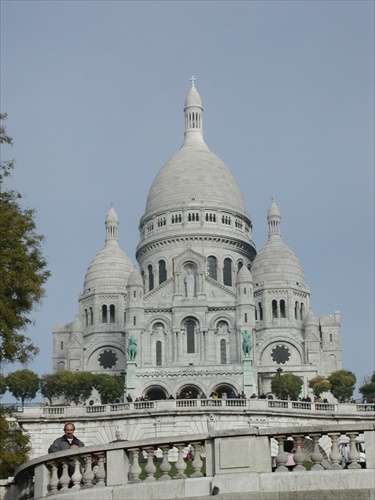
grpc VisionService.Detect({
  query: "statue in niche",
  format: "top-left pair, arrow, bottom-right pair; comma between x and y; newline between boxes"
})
185,268 -> 195,298
153,323 -> 164,335
241,330 -> 252,357
126,334 -> 137,361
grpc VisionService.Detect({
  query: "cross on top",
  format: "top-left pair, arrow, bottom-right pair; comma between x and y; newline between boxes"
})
190,75 -> 196,88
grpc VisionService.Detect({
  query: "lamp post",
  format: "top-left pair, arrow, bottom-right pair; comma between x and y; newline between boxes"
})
276,367 -> 283,400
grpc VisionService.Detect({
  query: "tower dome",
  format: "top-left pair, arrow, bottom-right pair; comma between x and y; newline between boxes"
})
143,78 -> 248,218
83,204 -> 133,294
251,198 -> 305,286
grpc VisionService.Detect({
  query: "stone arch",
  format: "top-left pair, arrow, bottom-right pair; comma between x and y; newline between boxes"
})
258,337 -> 303,367
86,341 -> 125,372
145,315 -> 171,332
208,378 -> 241,398
144,384 -> 169,401
177,383 -> 203,399
210,312 -> 235,332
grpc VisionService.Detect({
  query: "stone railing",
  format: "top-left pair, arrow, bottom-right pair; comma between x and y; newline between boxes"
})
5,422 -> 374,500
30,398 -> 374,419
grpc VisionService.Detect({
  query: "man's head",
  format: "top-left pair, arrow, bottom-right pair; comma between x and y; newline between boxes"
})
64,422 -> 75,438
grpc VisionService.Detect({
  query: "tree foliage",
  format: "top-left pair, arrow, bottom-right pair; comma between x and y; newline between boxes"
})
327,370 -> 356,402
94,374 -> 124,404
308,375 -> 331,398
271,372 -> 303,400
0,410 -> 31,478
39,373 -> 63,405
56,371 -> 95,405
6,369 -> 40,406
0,374 -> 7,396
358,371 -> 375,401
0,113 -> 50,364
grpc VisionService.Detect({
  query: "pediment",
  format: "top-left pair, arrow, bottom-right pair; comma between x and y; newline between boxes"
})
173,248 -> 205,272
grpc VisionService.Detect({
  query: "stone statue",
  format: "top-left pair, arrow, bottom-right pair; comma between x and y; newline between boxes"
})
185,269 -> 195,297
241,330 -> 252,357
127,334 -> 137,361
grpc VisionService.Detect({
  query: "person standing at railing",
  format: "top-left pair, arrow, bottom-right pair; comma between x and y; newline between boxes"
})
48,422 -> 85,453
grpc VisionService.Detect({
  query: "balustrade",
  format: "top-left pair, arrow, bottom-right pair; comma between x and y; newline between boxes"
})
9,424 -> 372,500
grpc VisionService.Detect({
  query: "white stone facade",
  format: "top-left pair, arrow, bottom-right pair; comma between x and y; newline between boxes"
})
52,80 -> 342,400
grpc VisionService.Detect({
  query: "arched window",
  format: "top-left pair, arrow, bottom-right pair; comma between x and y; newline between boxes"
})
295,301 -> 299,320
186,320 -> 195,353
60,341 -> 64,350
220,339 -> 227,364
238,261 -> 243,271
102,305 -> 108,323
300,303 -> 305,321
148,264 -> 154,291
272,300 -> 278,319
110,304 -> 115,323
258,302 -> 263,321
244,313 -> 248,323
89,307 -> 93,325
85,309 -> 88,327
159,260 -> 167,284
156,341 -> 162,366
280,300 -> 286,319
207,256 -> 217,280
133,316 -> 136,326
223,258 -> 232,286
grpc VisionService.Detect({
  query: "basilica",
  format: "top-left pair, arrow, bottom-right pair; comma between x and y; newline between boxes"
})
52,80 -> 342,400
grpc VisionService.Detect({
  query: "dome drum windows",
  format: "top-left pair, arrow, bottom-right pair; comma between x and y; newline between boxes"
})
294,301 -> 305,320
207,256 -> 217,280
146,220 -> 154,233
157,217 -> 166,227
222,215 -> 231,225
148,264 -> 154,291
186,111 -> 201,129
272,299 -> 287,320
205,212 -> 217,222
188,212 -> 199,222
235,219 -> 243,230
171,213 -> 182,224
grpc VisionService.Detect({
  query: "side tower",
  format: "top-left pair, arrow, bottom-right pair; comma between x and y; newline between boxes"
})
251,198 -> 342,396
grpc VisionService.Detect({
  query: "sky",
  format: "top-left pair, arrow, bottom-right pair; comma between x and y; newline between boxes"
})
0,1 -> 373,401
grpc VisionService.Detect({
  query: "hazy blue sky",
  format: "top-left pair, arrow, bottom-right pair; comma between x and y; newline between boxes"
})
1,1 -> 373,400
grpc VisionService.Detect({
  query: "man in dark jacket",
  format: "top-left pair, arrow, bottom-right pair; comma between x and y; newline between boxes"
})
48,422 -> 85,453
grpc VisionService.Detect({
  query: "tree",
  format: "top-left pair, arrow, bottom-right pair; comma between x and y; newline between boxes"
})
94,374 -> 124,404
40,373 -> 63,406
271,372 -> 303,400
359,371 -> 375,401
308,375 -> 331,399
328,370 -> 356,403
0,113 -> 50,364
0,373 -> 7,396
6,369 -> 40,406
57,371 -> 95,405
0,410 -> 31,478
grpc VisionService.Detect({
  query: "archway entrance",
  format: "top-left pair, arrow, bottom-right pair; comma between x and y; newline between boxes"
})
145,386 -> 168,401
177,385 -> 201,399
213,384 -> 238,398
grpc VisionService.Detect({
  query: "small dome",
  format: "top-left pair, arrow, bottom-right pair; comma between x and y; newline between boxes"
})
251,238 -> 304,285
83,244 -> 133,294
71,315 -> 83,333
236,265 -> 253,283
304,310 -> 318,326
127,267 -> 143,287
83,205 -> 133,293
268,198 -> 281,218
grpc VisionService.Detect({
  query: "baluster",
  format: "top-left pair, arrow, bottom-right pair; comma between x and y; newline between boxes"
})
310,433 -> 324,470
159,445 -> 172,480
190,442 -> 204,477
347,432 -> 361,469
173,443 -> 187,479
274,436 -> 288,472
24,472 -> 32,500
293,435 -> 306,471
19,476 -> 27,500
59,460 -> 71,491
328,432 -> 343,470
129,448 -> 142,483
71,456 -> 82,490
95,453 -> 106,486
49,461 -> 59,494
82,454 -> 95,488
144,446 -> 157,481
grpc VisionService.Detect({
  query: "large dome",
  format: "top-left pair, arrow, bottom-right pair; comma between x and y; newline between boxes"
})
145,143 -> 246,216
143,81 -> 247,219
83,204 -> 133,294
